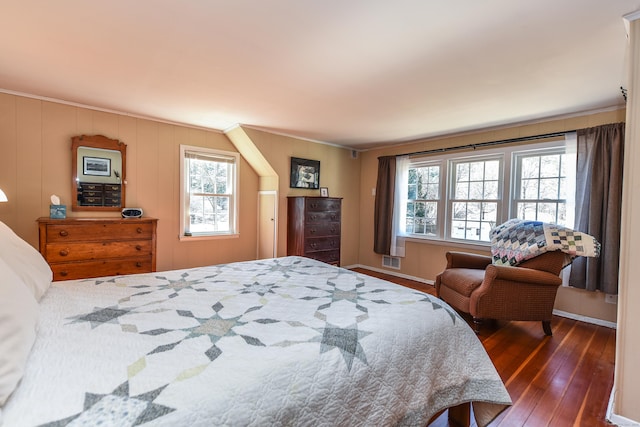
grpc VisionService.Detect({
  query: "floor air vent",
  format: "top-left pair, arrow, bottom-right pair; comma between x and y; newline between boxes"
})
382,255 -> 401,270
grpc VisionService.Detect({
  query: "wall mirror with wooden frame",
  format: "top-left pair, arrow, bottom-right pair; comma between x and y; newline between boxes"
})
71,135 -> 126,211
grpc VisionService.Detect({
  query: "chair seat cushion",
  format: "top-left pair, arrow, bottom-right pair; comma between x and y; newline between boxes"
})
439,268 -> 485,297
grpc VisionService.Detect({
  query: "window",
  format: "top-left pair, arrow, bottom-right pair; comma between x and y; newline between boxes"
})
180,145 -> 239,238
513,150 -> 570,226
401,139 -> 573,244
406,162 -> 441,237
450,157 -> 501,241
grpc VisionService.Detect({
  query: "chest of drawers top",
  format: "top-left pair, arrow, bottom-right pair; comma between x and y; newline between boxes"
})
40,217 -> 154,241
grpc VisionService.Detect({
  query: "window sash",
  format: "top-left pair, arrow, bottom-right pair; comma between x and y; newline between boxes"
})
180,145 -> 239,238
406,160 -> 444,238
511,148 -> 570,226
448,156 -> 503,242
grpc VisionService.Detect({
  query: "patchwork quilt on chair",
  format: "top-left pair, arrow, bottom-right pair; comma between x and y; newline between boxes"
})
490,219 -> 600,267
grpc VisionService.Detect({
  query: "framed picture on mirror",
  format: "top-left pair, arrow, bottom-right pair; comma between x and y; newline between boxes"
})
83,156 -> 111,176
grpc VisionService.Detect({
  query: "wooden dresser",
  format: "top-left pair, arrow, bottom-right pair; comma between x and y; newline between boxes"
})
37,217 -> 157,281
287,196 -> 342,265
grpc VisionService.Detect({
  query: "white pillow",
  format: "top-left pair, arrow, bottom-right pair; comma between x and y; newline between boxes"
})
0,257 -> 39,407
0,221 -> 52,301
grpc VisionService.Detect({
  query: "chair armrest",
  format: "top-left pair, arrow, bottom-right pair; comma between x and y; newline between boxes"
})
446,251 -> 492,269
485,264 -> 562,287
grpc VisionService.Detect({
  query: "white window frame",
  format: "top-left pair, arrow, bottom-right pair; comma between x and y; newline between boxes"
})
510,146 -> 574,227
405,159 -> 445,238
179,145 -> 240,240
402,139 -> 569,247
448,154 -> 504,242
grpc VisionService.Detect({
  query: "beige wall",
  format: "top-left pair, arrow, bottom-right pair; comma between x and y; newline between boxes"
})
241,127 -> 361,266
613,14 -> 640,424
0,93 -> 362,271
0,93 -> 260,271
0,93 -> 626,325
358,109 -> 626,324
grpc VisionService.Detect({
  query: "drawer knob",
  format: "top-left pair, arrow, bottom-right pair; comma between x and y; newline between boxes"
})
59,230 -> 69,237
135,245 -> 142,251
136,262 -> 143,268
136,227 -> 143,233
59,249 -> 69,257
310,243 -> 317,249
60,271 -> 68,277
310,229 -> 316,234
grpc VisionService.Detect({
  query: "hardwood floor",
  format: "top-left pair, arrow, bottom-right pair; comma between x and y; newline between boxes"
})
351,268 -> 616,427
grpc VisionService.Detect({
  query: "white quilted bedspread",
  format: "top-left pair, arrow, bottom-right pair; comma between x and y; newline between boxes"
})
3,257 -> 510,426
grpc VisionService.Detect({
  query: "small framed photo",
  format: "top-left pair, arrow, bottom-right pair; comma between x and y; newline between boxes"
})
83,156 -> 111,177
290,157 -> 320,189
320,187 -> 329,197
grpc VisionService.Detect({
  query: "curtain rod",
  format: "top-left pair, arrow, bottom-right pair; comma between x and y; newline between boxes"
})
391,130 -> 572,158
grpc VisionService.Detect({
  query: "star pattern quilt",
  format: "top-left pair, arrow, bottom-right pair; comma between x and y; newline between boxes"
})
490,218 -> 600,267
3,256 -> 510,426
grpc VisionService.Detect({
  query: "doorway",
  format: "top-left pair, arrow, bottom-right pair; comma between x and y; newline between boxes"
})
257,191 -> 277,259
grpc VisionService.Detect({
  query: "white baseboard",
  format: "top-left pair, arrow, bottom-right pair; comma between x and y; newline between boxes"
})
343,263 -> 434,286
607,389 -> 640,426
552,309 -> 617,329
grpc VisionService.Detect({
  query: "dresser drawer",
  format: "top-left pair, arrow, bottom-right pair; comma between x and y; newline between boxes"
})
46,222 -> 155,242
50,257 -> 153,281
306,198 -> 341,212
304,223 -> 340,238
307,250 -> 340,264
45,240 -> 153,262
103,196 -> 121,206
304,237 -> 340,252
80,183 -> 103,191
305,211 -> 341,223
82,196 -> 103,206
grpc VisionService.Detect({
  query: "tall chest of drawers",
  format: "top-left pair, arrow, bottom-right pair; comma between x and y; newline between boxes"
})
287,196 -> 342,265
37,217 -> 157,281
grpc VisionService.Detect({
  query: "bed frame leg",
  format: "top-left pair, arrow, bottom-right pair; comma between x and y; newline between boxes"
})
448,402 -> 471,427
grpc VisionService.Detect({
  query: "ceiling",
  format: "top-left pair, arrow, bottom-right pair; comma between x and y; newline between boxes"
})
1,1 -> 638,150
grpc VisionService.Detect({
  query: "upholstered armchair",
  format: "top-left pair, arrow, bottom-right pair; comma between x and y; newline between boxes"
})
434,250 -> 567,335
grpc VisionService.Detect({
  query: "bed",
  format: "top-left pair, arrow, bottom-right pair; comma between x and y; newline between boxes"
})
0,221 -> 510,426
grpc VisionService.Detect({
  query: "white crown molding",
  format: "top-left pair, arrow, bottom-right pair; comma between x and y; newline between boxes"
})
623,10 -> 640,37
0,87 -> 224,134
624,10 -> 640,22
238,124 -> 355,151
